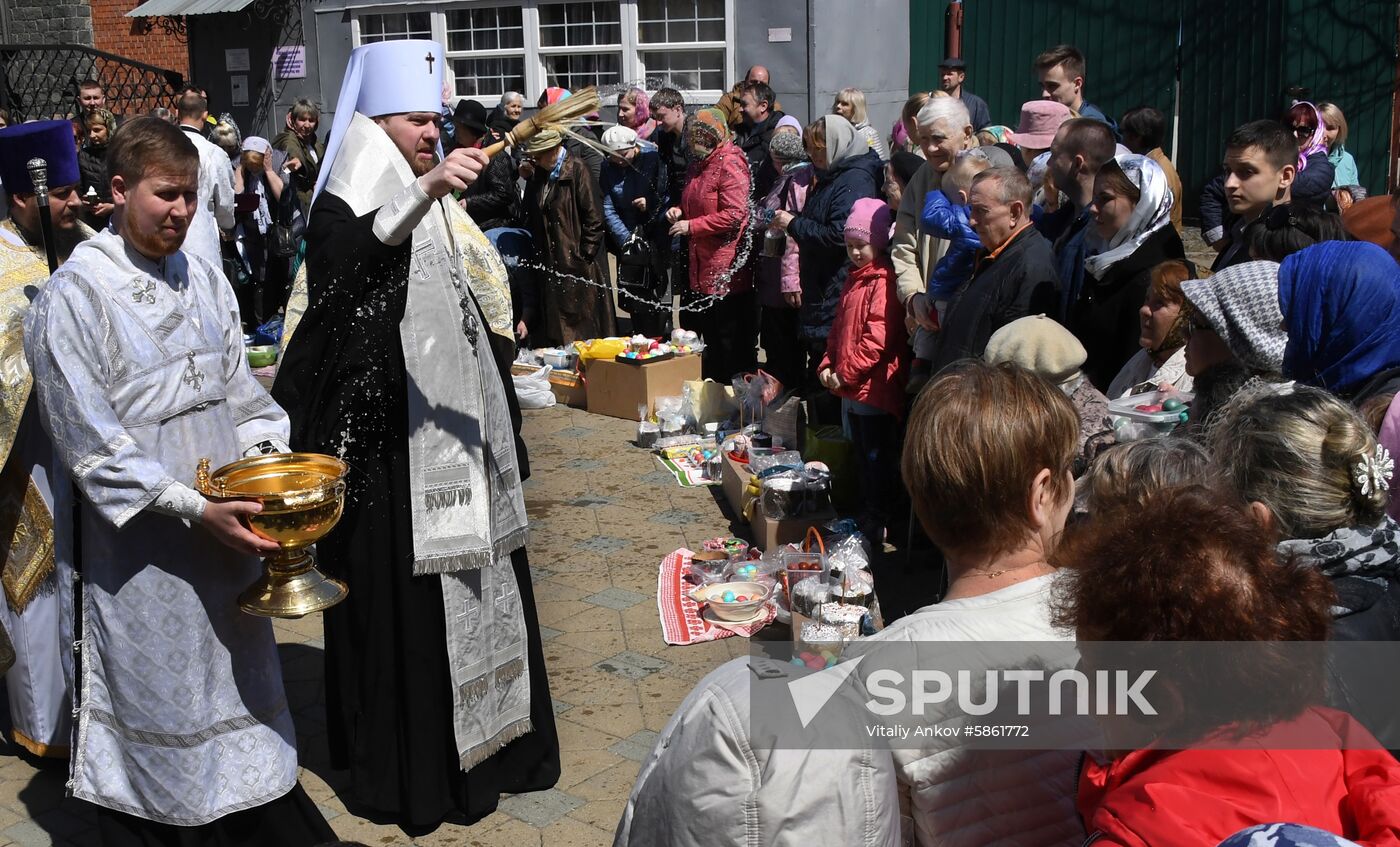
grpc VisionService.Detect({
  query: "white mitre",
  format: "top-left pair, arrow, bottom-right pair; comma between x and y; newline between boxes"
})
313,38 -> 446,203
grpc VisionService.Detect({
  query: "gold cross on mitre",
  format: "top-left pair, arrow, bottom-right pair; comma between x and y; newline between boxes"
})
425,52 -> 435,73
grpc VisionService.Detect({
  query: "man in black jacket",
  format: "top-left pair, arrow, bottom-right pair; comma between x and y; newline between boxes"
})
453,98 -> 520,230
737,81 -> 784,198
932,166 -> 1059,373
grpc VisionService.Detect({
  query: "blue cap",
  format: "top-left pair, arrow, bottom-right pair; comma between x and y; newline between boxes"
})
0,120 -> 81,196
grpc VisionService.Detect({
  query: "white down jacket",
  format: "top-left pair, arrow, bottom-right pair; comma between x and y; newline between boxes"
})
614,657 -> 903,847
862,573 -> 1095,847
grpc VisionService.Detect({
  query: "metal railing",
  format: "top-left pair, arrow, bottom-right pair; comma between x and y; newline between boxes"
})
0,44 -> 185,122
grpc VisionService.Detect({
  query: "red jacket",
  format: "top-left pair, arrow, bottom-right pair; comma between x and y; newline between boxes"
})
1078,707 -> 1400,847
819,257 -> 908,417
681,140 -> 752,296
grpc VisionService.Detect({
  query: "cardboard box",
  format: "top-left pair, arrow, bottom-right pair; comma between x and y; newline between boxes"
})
584,354 -> 702,420
750,503 -> 838,552
720,450 -> 754,516
511,363 -> 588,408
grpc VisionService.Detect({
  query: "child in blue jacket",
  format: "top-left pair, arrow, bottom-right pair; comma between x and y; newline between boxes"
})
912,149 -> 991,381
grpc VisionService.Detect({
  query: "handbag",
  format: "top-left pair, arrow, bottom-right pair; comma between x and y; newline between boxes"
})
271,182 -> 306,258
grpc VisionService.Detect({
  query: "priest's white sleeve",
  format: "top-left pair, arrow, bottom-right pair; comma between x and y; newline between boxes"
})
147,481 -> 208,521
22,272 -> 177,529
372,178 -> 434,246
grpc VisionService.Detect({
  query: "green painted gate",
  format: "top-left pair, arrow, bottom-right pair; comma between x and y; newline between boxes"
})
911,0 -> 1399,217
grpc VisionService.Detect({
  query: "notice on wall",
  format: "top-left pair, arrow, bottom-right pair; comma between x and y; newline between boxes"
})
225,48 -> 250,72
230,75 -> 249,106
767,27 -> 792,43
273,46 -> 307,80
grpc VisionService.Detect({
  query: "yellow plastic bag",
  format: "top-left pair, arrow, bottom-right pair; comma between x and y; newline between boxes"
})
574,337 -> 628,363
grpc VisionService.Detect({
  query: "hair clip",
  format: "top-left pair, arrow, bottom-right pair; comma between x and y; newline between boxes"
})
1353,444 -> 1394,497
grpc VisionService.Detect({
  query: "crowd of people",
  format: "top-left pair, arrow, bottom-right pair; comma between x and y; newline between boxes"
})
0,30 -> 1399,847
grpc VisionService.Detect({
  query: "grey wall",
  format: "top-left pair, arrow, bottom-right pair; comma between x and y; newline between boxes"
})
734,0 -> 808,124
3,0 -> 93,45
307,2 -> 353,135
810,0 -> 909,145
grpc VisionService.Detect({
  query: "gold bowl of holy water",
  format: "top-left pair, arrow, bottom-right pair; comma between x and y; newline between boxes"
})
195,452 -> 349,618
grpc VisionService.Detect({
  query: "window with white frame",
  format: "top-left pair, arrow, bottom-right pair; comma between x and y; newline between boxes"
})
359,11 -> 433,43
351,0 -> 734,106
636,0 -> 725,91
445,6 -> 527,96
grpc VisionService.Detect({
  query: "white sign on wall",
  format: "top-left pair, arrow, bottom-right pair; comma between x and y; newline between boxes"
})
225,48 -> 250,72
230,75 -> 249,106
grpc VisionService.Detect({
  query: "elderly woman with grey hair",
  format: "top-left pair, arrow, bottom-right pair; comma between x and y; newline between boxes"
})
892,95 -> 975,343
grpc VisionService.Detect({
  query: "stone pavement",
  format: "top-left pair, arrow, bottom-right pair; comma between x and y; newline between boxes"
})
0,404 -> 744,846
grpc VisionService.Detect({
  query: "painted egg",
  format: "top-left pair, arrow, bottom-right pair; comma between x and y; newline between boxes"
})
1136,404 -> 1163,412
1162,398 -> 1184,411
721,591 -> 736,602
805,657 -> 826,670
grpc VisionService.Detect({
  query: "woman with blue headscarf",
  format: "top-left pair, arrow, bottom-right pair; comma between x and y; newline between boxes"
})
1278,241 -> 1400,406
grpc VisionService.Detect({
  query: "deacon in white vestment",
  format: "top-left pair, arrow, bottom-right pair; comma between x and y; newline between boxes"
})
0,120 -> 93,758
22,117 -> 334,844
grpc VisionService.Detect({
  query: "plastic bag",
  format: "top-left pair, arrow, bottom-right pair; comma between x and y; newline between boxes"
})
513,365 -> 556,409
573,337 -> 627,363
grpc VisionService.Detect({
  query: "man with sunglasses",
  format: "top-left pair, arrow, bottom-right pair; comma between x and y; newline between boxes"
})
1213,119 -> 1298,271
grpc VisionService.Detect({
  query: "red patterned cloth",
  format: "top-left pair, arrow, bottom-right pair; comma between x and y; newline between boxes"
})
657,548 -> 775,646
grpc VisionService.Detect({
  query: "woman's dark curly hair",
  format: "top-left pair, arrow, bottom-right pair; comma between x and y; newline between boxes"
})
1051,485 -> 1334,744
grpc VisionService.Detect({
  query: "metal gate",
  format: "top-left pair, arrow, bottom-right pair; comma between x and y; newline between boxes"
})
0,44 -> 185,121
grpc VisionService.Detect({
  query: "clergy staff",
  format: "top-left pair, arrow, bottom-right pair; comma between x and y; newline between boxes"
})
22,117 -> 335,845
273,39 -> 560,832
0,120 -> 94,760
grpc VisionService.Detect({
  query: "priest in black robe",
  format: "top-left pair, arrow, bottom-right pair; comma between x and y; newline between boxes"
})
272,39 -> 559,834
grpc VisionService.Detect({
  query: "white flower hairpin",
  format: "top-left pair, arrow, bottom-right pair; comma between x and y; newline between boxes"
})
1354,445 -> 1395,497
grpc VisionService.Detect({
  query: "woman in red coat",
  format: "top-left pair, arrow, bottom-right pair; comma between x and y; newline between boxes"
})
1054,487 -> 1400,847
818,197 -> 907,545
667,107 -> 754,381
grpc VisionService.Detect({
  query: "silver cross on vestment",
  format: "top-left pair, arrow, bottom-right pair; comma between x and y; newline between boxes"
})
181,351 -> 204,392
131,279 -> 156,304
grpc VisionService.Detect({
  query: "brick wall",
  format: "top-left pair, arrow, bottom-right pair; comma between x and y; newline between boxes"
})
88,0 -> 189,76
9,0 -> 94,46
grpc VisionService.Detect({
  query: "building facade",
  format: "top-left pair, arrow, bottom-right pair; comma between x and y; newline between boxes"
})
175,0 -> 911,144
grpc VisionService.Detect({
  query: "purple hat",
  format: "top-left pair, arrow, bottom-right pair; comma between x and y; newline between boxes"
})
1014,100 -> 1074,149
0,120 -> 81,195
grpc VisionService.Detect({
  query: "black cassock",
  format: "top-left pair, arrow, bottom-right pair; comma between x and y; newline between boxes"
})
273,192 -> 560,832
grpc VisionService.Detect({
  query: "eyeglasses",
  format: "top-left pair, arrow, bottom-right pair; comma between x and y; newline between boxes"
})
1292,124 -> 1315,138
1183,313 -> 1212,338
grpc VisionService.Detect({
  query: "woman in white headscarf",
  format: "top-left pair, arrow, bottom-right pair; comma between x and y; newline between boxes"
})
770,114 -> 883,391
1071,153 -> 1185,390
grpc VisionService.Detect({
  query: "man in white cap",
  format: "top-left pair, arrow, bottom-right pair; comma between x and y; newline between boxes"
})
273,39 -> 560,832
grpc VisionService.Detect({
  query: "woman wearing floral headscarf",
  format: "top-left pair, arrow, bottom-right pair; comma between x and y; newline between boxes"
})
667,107 -> 754,381
1285,101 -> 1337,208
1073,153 -> 1185,390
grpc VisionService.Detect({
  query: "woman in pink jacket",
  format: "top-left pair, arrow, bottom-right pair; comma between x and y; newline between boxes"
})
668,107 -> 754,381
756,119 -> 811,391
